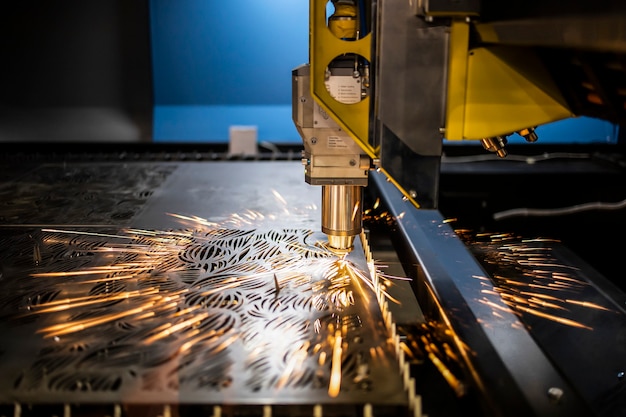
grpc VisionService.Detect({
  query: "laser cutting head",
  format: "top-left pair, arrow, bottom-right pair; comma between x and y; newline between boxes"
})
292,64 -> 370,252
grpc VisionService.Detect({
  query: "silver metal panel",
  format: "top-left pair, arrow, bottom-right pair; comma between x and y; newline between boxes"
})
0,161 -> 408,411
375,0 -> 447,156
370,170 -> 594,417
466,233 -> 626,416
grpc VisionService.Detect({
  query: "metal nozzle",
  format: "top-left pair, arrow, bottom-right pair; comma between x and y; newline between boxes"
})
321,185 -> 362,251
481,136 -> 508,158
517,127 -> 538,143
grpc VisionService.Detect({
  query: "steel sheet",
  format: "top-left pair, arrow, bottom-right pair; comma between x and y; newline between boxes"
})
0,161 -> 409,414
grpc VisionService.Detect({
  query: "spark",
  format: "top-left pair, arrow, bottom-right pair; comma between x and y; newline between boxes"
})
29,270 -> 104,278
517,261 -> 580,270
166,213 -> 220,228
213,334 -> 239,354
143,312 -> 210,344
80,274 -> 137,284
427,352 -> 465,397
478,298 -> 512,314
472,275 -> 490,281
89,246 -> 171,255
519,291 -> 560,301
463,231 -> 608,330
527,297 -> 566,311
521,237 -> 561,243
14,207 -> 402,398
565,299 -> 613,311
271,189 -> 288,206
275,341 -> 310,389
515,305 -> 592,329
375,270 -> 411,281
42,228 -> 134,240
178,328 -> 229,354
37,301 -> 159,338
25,288 -> 163,314
328,330 -> 343,398
31,265 -> 147,277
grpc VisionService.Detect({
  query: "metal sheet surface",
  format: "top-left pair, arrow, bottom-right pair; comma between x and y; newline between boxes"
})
370,170 -> 593,417
370,169 -> 626,417
465,233 -> 626,417
0,161 -> 408,412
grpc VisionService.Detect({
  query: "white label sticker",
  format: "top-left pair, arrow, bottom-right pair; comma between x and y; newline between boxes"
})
327,136 -> 349,149
325,76 -> 361,104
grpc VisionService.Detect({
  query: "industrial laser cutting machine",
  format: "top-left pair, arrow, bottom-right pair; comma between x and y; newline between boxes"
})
0,1 -> 625,417
291,0 -> 626,416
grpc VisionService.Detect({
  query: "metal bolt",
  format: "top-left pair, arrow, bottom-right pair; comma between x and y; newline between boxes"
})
300,96 -> 306,102
547,387 -> 564,403
349,159 -> 357,166
311,137 -> 318,145
409,190 -> 417,199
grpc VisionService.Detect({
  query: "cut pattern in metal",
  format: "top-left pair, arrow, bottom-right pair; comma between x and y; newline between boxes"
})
0,216 -> 408,407
0,163 -> 176,226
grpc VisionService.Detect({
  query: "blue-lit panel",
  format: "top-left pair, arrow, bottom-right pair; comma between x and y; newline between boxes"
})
149,0 -> 308,106
153,105 -> 300,143
444,117 -> 619,145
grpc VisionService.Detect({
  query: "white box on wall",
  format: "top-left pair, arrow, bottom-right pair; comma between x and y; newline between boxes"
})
228,125 -> 258,156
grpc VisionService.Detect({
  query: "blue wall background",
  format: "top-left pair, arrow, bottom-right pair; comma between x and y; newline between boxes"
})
150,0 -> 618,145
150,0 -> 308,143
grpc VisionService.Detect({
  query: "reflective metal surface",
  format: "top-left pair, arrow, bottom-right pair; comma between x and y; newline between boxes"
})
464,232 -> 626,416
0,161 -> 408,413
370,169 -> 596,417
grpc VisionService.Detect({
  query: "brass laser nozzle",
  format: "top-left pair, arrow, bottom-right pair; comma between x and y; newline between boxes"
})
321,185 -> 363,252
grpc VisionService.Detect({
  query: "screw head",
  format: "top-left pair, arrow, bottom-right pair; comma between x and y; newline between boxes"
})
547,387 -> 564,403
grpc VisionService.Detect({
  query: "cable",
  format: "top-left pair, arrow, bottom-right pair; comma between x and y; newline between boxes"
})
258,141 -> 280,155
493,198 -> 626,221
441,152 -> 591,164
357,0 -> 367,36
